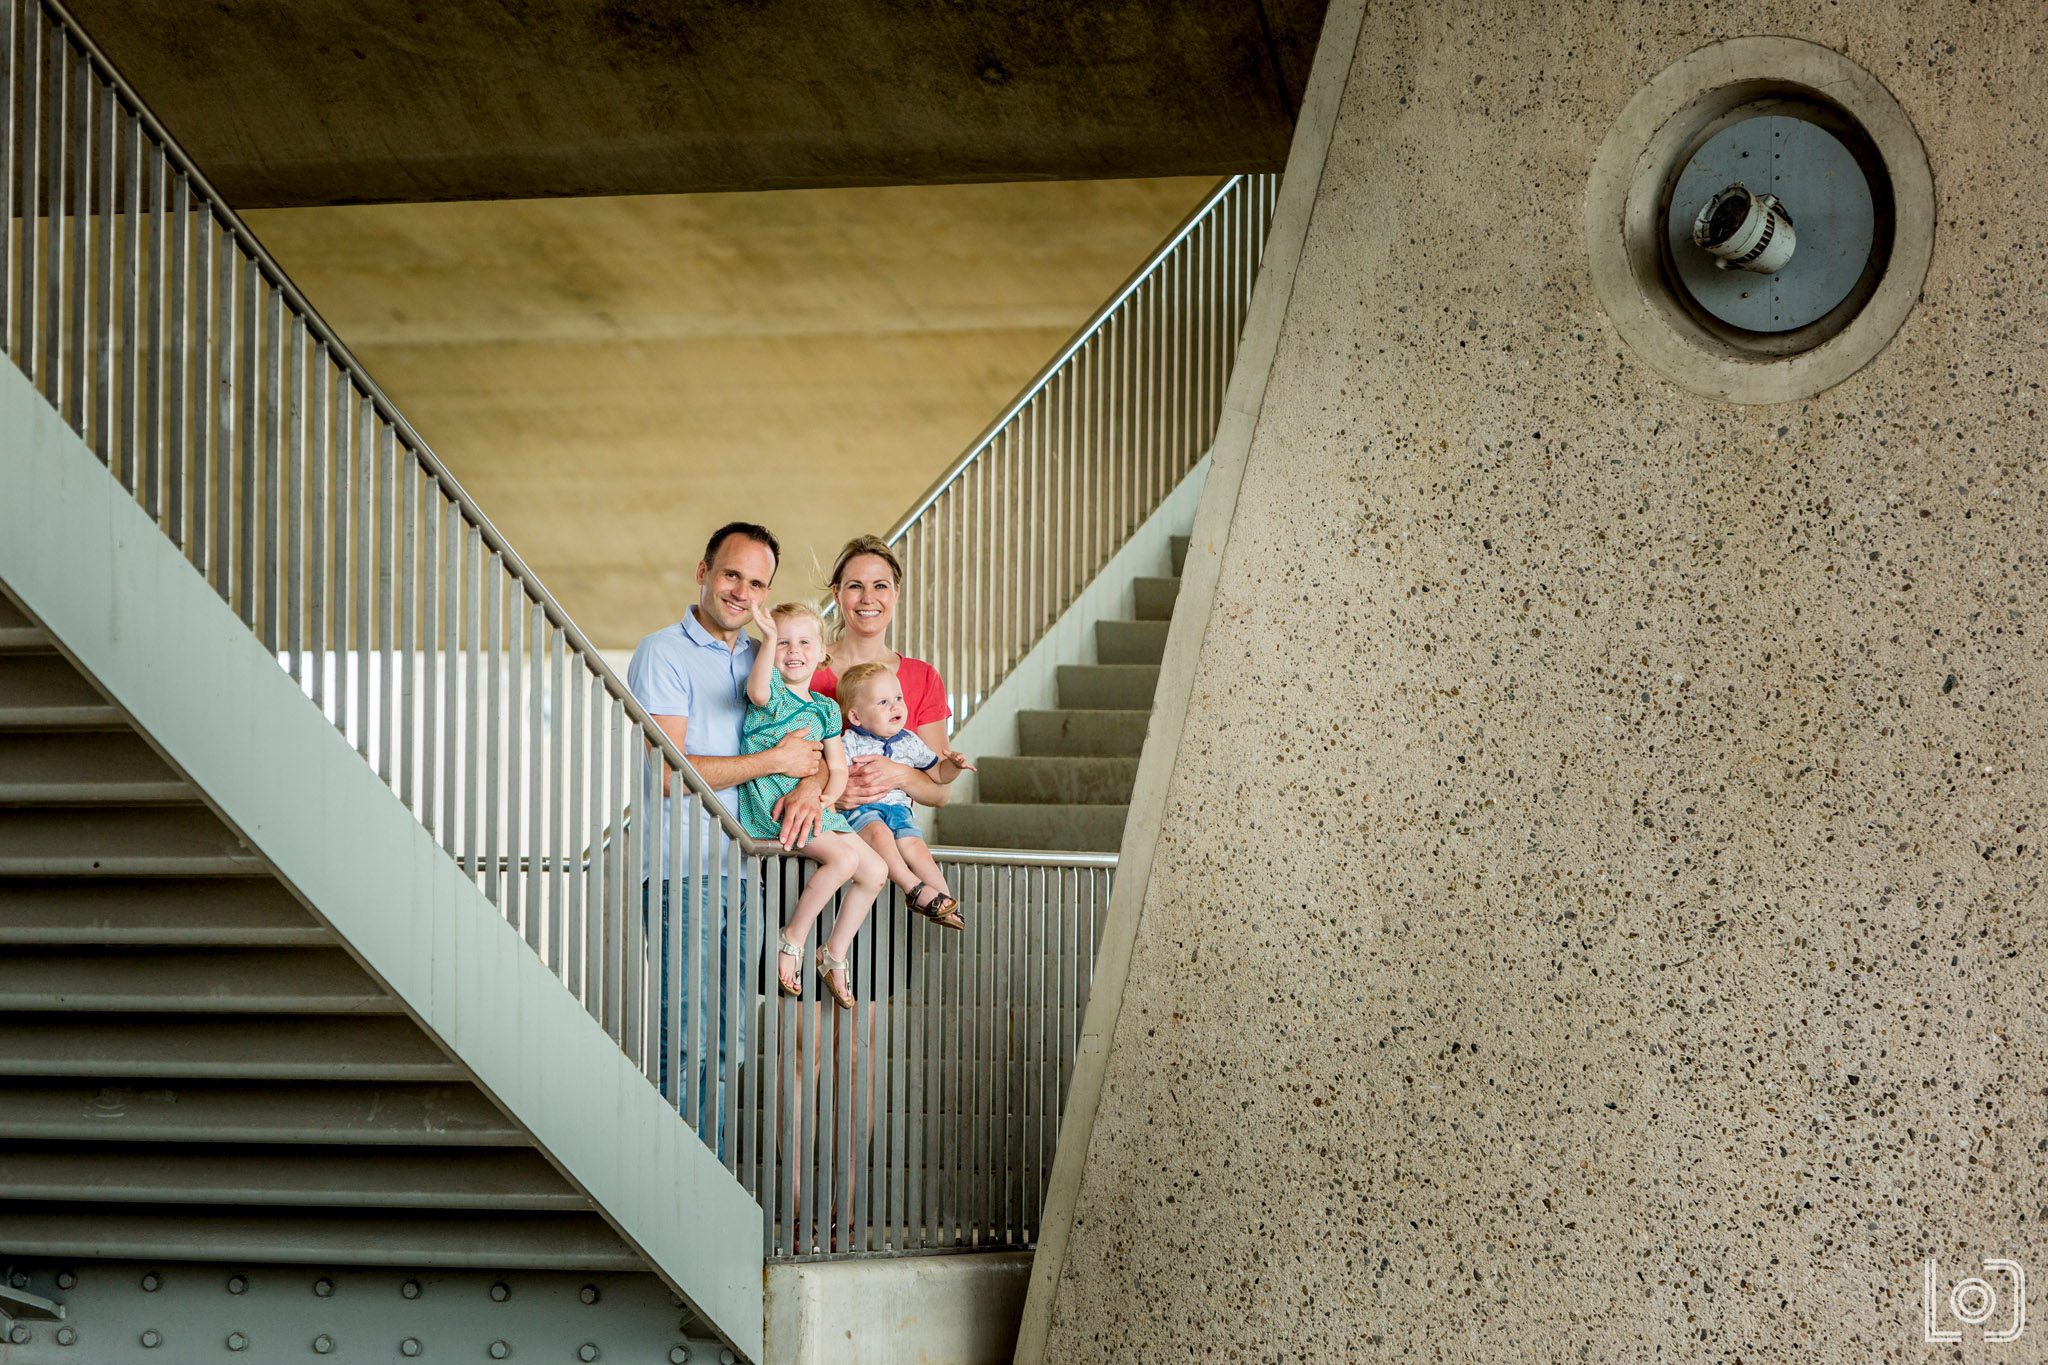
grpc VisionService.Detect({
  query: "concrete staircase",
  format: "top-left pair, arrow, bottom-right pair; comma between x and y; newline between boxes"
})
936,535 -> 1186,853
0,589 -> 654,1271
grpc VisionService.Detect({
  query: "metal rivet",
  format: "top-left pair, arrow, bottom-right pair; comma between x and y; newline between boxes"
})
8,1271 -> 27,1288
400,1338 -> 422,1357
313,1333 -> 335,1354
489,1341 -> 510,1360
719,1351 -> 735,1364
489,1281 -> 510,1303
313,1278 -> 335,1298
579,1284 -> 600,1305
140,1329 -> 162,1349
579,1345 -> 600,1362
56,1326 -> 76,1346
668,1349 -> 690,1365
140,1272 -> 161,1292
226,1331 -> 248,1352
56,1272 -> 77,1290
227,1275 -> 248,1295
401,1279 -> 422,1300
8,1326 -> 30,1345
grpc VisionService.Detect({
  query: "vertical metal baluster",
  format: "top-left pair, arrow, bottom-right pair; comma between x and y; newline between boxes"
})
284,313 -> 305,678
596,697 -> 617,1026
397,454 -> 418,807
621,690 -> 644,1070
504,583 -> 526,932
585,667 -> 606,1039
565,635 -> 586,997
308,345 -> 328,712
483,560 -> 502,904
591,677 -> 614,1046
62,46 -> 82,427
887,863 -> 908,1248
463,526 -> 482,879
525,600 -> 545,955
40,24 -> 60,401
1027,863 -> 1045,1238
755,828 -> 775,1245
672,752 -> 693,1122
329,372 -> 351,731
549,628 -> 570,987
117,110 -> 138,488
441,502 -> 461,846
0,0 -> 15,363
142,148 -> 162,519
13,1 -> 34,378
164,175 -> 189,545
375,426 -> 396,780
260,286 -> 282,651
236,257 -> 258,630
356,394 -> 376,765
89,70 -> 110,458
418,467 -> 440,821
203,221 -> 227,596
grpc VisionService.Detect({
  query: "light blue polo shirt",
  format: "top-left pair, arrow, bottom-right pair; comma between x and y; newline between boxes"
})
627,606 -> 756,879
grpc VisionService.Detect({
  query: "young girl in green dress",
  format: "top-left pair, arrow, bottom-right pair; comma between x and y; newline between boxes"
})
739,601 -> 887,1008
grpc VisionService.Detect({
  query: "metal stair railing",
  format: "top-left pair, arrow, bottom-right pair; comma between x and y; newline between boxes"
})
842,172 -> 1279,730
0,0 -> 1128,1262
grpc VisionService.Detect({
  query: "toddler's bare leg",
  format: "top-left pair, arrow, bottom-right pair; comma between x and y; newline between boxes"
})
895,835 -> 951,902
859,821 -> 920,897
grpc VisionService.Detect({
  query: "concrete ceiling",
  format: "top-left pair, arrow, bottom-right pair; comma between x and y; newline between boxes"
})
244,177 -> 1217,647
73,0 -> 1328,207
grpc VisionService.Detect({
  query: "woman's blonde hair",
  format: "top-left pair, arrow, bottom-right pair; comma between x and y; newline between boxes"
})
827,534 -> 903,592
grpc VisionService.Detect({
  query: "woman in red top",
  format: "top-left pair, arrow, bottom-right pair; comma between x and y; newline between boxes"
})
811,535 -> 955,812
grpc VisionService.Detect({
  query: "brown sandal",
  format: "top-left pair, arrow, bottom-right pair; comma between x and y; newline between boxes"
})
908,882 -> 965,932
815,945 -> 855,1009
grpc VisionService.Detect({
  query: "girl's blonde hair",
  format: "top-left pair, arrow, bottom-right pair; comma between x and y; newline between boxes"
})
770,601 -> 828,664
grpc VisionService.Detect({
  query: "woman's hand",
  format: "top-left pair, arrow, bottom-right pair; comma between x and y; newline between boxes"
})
840,754 -> 916,805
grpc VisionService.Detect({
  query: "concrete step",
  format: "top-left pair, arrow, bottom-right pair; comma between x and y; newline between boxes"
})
0,948 -> 399,1014
1095,618 -> 1169,665
935,802 -> 1128,853
0,806 -> 266,876
1056,663 -> 1161,710
975,755 -> 1139,805
0,1144 -> 582,1210
0,878 -> 330,946
1170,533 -> 1191,576
0,653 -> 122,729
0,730 -> 189,803
0,1080 -> 521,1145
1016,709 -> 1150,758
1133,576 -> 1180,621
0,1014 -> 465,1081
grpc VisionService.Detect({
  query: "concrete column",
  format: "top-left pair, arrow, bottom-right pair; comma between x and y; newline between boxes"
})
1022,1 -> 2048,1358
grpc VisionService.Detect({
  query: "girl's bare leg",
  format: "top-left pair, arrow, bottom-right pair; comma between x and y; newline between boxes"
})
819,835 -> 887,963
777,836 -> 859,993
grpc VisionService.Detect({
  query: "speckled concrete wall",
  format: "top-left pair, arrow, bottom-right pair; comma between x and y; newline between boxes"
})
1038,2 -> 2047,1358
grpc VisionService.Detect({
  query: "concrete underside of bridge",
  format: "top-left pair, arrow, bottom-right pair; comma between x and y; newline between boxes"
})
67,0 -> 1326,208
1025,0 -> 2048,1358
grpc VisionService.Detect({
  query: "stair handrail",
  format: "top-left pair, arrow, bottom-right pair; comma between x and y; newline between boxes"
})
825,171 -> 1278,732
23,0 -> 770,858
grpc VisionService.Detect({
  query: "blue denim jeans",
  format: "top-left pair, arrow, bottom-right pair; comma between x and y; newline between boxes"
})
644,874 -> 752,1159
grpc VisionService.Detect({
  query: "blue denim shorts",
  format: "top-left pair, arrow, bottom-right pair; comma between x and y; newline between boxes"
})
844,801 -> 921,838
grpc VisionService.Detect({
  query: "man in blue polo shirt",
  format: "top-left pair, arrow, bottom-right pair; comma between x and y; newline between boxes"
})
627,521 -> 825,1149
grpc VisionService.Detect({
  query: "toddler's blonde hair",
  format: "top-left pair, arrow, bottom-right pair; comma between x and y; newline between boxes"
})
837,660 -> 896,710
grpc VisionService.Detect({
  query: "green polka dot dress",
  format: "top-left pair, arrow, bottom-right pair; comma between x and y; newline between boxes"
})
737,668 -> 855,844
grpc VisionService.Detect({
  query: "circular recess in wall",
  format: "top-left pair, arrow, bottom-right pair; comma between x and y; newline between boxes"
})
1586,38 -> 1934,404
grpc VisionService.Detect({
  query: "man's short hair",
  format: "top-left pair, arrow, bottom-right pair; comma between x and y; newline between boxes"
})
702,521 -> 780,571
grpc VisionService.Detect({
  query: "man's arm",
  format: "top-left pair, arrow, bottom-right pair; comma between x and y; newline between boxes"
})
648,714 -> 819,792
